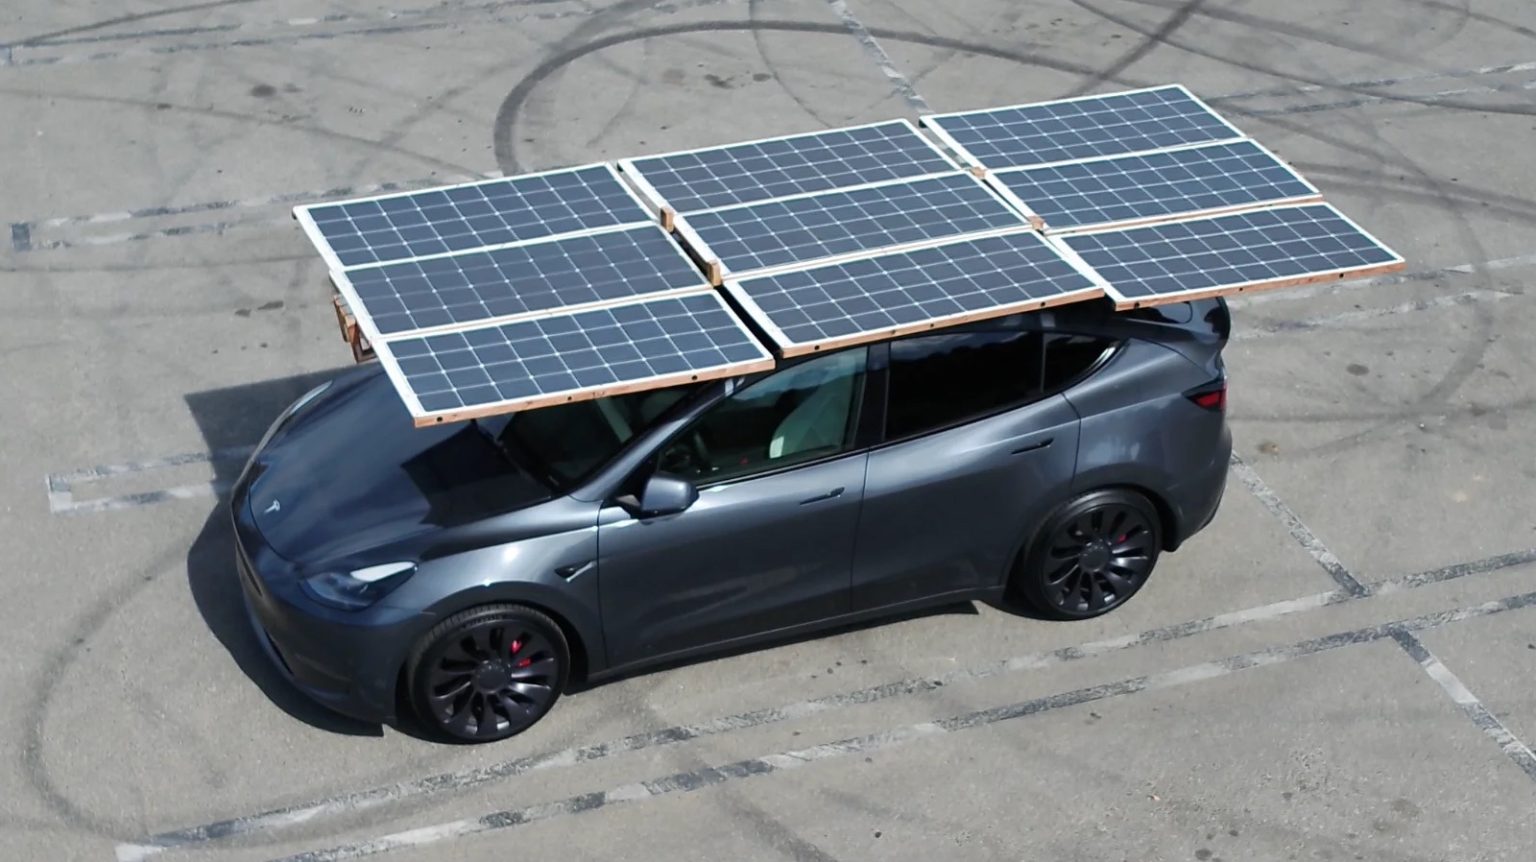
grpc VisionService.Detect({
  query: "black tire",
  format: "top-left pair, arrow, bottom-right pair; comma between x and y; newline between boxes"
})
1013,489 -> 1163,620
406,603 -> 570,743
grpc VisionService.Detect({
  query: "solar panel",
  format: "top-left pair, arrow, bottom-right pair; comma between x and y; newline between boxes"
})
375,290 -> 775,425
675,172 -> 1032,279
992,139 -> 1321,233
724,229 -> 1107,356
1058,202 -> 1405,308
294,164 -> 653,269
619,120 -> 958,214
921,85 -> 1245,170
332,223 -> 707,337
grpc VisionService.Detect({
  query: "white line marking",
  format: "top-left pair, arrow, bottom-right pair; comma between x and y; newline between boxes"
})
1229,454 -> 1366,596
261,592 -> 1536,862
118,546 -> 1536,856
1392,631 -> 1536,781
825,0 -> 930,113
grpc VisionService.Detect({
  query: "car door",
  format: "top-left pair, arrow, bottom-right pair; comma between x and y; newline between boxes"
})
597,346 -> 871,665
850,329 -> 1106,610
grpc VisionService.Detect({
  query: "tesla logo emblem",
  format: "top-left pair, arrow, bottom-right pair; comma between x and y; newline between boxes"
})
264,499 -> 281,515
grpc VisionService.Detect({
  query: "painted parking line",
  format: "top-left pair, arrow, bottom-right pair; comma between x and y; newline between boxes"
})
254,590 -> 1536,862
1233,453 -> 1536,787
45,446 -> 253,515
116,545 -> 1536,859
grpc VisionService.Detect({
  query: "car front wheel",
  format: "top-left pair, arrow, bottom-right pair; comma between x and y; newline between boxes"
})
406,603 -> 569,743
1014,488 -> 1162,620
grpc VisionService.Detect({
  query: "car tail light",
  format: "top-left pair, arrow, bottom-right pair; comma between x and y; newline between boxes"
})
1185,378 -> 1226,412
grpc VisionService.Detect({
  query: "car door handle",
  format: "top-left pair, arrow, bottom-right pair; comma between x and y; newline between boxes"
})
799,487 -> 845,505
1010,437 -> 1054,455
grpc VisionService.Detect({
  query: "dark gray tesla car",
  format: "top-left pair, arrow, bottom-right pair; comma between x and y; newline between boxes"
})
231,294 -> 1232,742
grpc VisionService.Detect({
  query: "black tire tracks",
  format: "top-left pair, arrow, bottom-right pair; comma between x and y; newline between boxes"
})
1067,0 -> 1207,96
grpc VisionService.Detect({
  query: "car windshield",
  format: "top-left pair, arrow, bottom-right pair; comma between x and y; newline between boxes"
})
495,384 -> 699,489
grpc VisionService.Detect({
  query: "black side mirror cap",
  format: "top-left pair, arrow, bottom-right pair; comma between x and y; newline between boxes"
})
635,472 -> 698,517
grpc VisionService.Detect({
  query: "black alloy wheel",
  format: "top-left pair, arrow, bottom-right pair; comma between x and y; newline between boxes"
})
407,604 -> 569,743
1015,489 -> 1162,620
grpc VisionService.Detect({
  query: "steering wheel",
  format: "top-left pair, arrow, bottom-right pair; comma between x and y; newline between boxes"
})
660,429 -> 713,475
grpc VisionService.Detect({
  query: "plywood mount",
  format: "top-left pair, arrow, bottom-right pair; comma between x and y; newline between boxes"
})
331,291 -> 375,363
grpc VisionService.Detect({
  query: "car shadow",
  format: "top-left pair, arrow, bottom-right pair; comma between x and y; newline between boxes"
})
184,366 -> 385,737
564,600 -> 982,696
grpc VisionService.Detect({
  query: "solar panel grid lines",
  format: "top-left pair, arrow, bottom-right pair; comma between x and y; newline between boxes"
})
293,162 -> 656,270
328,222 -> 711,338
616,118 -> 961,214
371,289 -> 776,426
919,84 -> 1248,171
723,227 -> 1108,357
1059,202 -> 1407,309
670,170 -> 1034,281
999,138 -> 1324,234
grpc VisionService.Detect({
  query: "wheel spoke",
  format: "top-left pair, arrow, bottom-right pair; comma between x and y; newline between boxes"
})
509,654 -> 558,681
1100,567 -> 1135,597
442,692 -> 477,734
1045,561 -> 1081,586
507,681 -> 554,709
1086,572 -> 1106,609
427,675 -> 472,705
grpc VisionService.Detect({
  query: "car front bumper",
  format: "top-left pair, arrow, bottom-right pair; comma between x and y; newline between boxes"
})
230,487 -> 416,725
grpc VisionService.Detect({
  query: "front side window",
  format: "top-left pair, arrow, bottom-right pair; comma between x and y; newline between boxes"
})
657,347 -> 868,483
501,385 -> 697,487
884,330 -> 1042,440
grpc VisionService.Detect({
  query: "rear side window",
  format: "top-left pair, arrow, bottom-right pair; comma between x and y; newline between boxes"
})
1042,333 -> 1116,392
885,330 -> 1042,440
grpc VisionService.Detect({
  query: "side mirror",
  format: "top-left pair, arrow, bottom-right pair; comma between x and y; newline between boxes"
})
632,472 -> 698,518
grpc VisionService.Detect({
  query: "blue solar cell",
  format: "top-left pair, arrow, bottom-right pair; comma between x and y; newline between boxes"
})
301,165 -> 652,268
995,140 -> 1319,230
341,224 -> 706,336
384,291 -> 772,418
625,121 -> 956,213
729,231 -> 1101,352
1059,204 -> 1403,303
683,173 -> 1030,275
924,85 -> 1243,170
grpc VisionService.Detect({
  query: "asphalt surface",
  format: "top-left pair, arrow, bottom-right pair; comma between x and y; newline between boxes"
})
4,1 -> 1536,860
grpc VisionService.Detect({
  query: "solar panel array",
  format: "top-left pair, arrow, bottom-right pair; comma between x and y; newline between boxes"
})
920,85 -> 1244,170
294,84 -> 1404,425
989,140 -> 1321,232
677,173 -> 1031,278
725,230 -> 1105,356
618,120 -> 957,213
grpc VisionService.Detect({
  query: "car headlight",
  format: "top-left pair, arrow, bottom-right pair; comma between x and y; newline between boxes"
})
300,561 -> 416,611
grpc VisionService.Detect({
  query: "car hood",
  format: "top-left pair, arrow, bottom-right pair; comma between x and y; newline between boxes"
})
244,367 -> 554,563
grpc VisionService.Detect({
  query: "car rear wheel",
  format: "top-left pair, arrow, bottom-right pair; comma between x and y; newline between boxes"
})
1014,489 -> 1162,620
406,604 -> 569,743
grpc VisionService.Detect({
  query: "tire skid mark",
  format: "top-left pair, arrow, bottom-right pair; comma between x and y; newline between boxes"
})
263,590 -> 1536,862
119,545 -> 1536,855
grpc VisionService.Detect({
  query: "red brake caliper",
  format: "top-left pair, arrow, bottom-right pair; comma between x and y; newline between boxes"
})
509,638 -> 532,668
